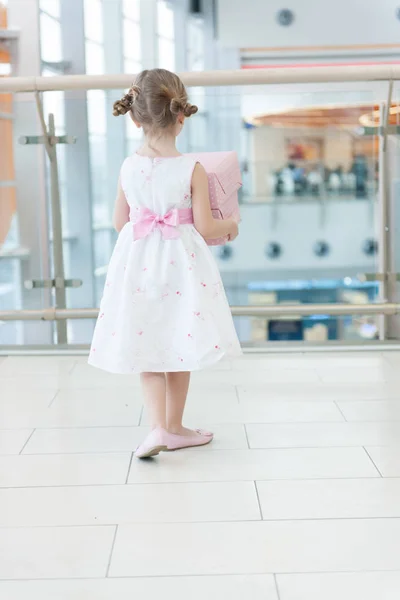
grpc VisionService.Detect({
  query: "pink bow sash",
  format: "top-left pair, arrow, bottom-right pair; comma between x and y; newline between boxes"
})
133,207 -> 194,240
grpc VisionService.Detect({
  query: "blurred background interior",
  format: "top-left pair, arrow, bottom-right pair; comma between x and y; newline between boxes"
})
1,0 -> 400,348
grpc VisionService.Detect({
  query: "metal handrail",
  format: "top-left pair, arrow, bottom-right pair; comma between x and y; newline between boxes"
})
0,64 -> 400,93
0,303 -> 399,322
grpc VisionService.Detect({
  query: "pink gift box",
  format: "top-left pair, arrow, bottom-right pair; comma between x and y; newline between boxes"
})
186,151 -> 242,246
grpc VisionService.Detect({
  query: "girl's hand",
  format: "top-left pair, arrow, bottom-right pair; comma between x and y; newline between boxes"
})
227,220 -> 239,242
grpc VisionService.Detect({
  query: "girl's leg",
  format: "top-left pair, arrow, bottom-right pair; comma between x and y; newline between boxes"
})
140,372 -> 167,430
166,371 -> 197,435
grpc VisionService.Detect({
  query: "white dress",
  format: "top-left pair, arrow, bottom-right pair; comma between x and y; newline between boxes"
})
88,154 -> 242,374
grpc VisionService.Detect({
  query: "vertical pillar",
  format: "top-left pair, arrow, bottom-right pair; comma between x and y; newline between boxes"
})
104,0 -> 125,208
7,0 -> 52,344
60,0 -> 95,342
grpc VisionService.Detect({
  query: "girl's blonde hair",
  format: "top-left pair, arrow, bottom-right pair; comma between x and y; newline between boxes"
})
113,68 -> 198,130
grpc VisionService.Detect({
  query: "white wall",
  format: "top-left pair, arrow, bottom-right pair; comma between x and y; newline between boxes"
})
218,0 -> 400,49
217,200 -> 376,275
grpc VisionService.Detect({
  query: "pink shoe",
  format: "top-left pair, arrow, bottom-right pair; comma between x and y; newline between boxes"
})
164,429 -> 214,451
134,428 -> 168,459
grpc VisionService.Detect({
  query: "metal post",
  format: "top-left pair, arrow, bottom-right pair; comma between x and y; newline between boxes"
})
378,83 -> 393,340
33,93 -> 69,343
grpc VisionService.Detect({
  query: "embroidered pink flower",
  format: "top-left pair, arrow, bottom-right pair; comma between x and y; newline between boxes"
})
170,260 -> 176,266
201,282 -> 207,287
191,253 -> 195,258
137,331 -> 143,336
176,291 -> 182,296
188,333 -> 193,339
215,345 -> 220,350
99,313 -> 105,319
112,332 -> 116,337
143,267 -> 148,272
179,357 -> 184,362
188,267 -> 193,271
193,311 -> 201,317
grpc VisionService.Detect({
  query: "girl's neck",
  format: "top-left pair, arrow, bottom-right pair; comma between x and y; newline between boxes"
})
139,134 -> 180,158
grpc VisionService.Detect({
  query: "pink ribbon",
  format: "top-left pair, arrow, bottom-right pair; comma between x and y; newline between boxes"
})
133,207 -> 193,240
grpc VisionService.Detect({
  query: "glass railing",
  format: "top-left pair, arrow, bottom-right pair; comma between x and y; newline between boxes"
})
1,72 -> 398,347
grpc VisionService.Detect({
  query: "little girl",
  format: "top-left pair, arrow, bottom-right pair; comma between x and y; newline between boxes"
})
89,68 -> 241,458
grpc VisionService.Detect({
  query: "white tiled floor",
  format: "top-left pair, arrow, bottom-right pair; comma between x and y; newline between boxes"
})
2,351 -> 400,598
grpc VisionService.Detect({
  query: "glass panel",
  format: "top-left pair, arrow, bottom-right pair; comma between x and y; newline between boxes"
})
87,89 -> 106,135
187,18 -> 204,72
123,0 -> 140,21
186,82 -> 382,344
85,40 -> 105,75
1,82 -> 389,348
157,0 -> 174,39
123,19 -> 141,61
84,0 -> 103,43
158,37 -> 175,72
40,12 -> 62,63
124,58 -> 141,76
40,0 -> 60,19
0,97 -> 54,345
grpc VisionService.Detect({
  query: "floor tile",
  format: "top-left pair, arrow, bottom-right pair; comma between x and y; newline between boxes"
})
0,430 -> 33,454
317,365 -> 397,383
23,424 -> 248,454
365,446 -> 400,477
67,364 -> 140,389
191,368 -> 320,385
232,353 -> 391,370
0,575 -> 278,600
337,401 -> 400,422
246,422 -> 400,448
0,452 -> 131,487
37,389 -> 143,428
127,447 -> 378,484
0,356 -> 75,376
237,381 -> 400,402
0,393 -> 57,429
276,572 -> 400,600
0,481 -> 260,527
257,478 -> 400,520
143,398 -> 343,426
0,525 -> 115,579
109,519 -> 400,576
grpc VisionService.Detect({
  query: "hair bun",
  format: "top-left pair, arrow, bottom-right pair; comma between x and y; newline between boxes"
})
112,84 -> 140,117
113,93 -> 133,117
170,98 -> 198,118
183,103 -> 198,117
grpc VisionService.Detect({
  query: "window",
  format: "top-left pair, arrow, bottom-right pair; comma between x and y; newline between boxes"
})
85,40 -> 105,74
157,0 -> 175,71
123,1 -> 141,75
123,0 -> 142,146
84,0 -> 103,43
123,19 -> 141,63
40,0 -> 60,19
123,0 -> 140,21
40,11 -> 62,63
84,0 -> 104,75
